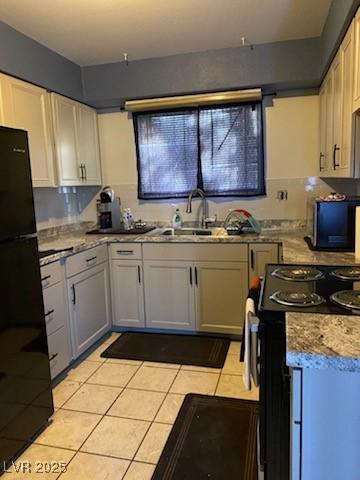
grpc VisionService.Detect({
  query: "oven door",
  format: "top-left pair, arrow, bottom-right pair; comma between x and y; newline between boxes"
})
259,313 -> 290,480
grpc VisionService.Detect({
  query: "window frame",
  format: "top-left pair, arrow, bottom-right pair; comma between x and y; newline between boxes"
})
133,101 -> 265,200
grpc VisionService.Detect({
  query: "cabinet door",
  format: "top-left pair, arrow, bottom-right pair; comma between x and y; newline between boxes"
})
249,243 -> 279,282
111,260 -> 145,328
47,326 -> 71,379
319,85 -> 327,175
196,262 -> 248,335
51,93 -> 81,186
143,261 -> 195,330
1,75 -> 55,187
353,8 -> 360,112
324,72 -> 334,175
338,21 -> 355,176
332,53 -> 343,173
68,262 -> 111,358
77,104 -> 102,185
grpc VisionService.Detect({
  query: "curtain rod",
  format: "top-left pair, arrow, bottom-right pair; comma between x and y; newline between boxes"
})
124,88 -> 262,112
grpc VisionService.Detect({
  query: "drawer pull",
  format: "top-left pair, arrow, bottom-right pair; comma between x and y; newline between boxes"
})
49,353 -> 58,362
138,265 -> 141,284
45,309 -> 55,317
86,255 -> 98,263
41,274 -> 51,282
116,250 -> 134,255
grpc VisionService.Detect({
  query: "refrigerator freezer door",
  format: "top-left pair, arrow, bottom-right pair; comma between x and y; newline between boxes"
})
0,237 -> 53,472
0,126 -> 36,240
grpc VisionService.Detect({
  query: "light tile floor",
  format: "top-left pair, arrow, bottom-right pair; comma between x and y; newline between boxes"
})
5,334 -> 258,479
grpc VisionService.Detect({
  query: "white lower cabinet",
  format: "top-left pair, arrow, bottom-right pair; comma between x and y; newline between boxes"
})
111,260 -> 145,328
196,262 -> 248,335
47,327 -> 71,380
290,367 -> 360,480
143,261 -> 195,330
40,261 -> 71,379
67,260 -> 111,358
248,243 -> 279,282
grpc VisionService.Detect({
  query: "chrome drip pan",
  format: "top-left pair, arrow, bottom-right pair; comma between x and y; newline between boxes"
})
271,266 -> 324,282
270,291 -> 325,307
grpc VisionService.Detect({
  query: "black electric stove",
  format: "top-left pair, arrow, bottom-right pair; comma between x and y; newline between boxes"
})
257,263 -> 360,480
260,263 -> 360,315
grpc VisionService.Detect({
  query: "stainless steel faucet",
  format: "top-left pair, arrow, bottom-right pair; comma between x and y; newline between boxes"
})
186,188 -> 208,228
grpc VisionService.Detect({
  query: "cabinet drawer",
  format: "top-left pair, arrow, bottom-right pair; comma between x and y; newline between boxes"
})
40,261 -> 62,288
143,243 -> 248,262
47,327 -> 70,379
110,243 -> 142,260
66,245 -> 108,278
42,282 -> 65,336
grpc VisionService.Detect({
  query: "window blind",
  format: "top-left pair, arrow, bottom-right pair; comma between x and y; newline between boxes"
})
134,103 -> 264,199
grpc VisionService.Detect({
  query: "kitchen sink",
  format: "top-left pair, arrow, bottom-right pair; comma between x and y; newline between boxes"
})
161,227 -> 226,236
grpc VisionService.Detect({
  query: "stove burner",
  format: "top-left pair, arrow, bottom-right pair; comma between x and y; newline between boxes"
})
270,291 -> 325,307
331,267 -> 360,281
271,266 -> 324,282
330,290 -> 360,310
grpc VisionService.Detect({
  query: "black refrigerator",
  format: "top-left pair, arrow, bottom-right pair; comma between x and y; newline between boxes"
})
0,126 -> 54,473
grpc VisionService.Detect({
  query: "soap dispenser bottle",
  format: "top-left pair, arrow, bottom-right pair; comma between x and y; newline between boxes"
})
172,207 -> 183,229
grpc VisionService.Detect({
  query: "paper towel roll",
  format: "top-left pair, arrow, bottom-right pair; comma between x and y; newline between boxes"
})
355,207 -> 360,261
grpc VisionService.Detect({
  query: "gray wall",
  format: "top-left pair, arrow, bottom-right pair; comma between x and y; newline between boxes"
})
0,21 -> 83,101
0,0 -> 359,108
82,38 -> 321,109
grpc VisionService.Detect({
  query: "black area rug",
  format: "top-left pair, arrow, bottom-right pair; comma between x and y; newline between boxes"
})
152,394 -> 259,480
101,332 -> 230,368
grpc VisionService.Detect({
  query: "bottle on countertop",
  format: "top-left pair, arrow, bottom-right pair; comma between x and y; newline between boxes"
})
123,208 -> 134,230
172,206 -> 183,229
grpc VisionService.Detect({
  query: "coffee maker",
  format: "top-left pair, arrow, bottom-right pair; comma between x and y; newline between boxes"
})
96,186 -> 122,232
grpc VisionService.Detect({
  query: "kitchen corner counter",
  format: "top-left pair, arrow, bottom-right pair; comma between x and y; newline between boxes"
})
286,312 -> 360,372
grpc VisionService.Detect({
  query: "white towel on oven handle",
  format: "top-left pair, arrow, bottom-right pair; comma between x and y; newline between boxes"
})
243,297 -> 254,390
244,297 -> 260,390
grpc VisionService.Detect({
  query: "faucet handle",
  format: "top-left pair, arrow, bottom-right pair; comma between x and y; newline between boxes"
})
205,214 -> 217,226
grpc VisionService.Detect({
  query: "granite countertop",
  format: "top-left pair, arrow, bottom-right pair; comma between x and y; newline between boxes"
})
37,224 -> 358,267
286,312 -> 360,373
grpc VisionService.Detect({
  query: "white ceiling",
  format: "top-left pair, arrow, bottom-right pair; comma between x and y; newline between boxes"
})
0,0 -> 332,66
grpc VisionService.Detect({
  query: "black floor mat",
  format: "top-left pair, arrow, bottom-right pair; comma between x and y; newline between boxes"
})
152,394 -> 259,480
101,332 -> 230,368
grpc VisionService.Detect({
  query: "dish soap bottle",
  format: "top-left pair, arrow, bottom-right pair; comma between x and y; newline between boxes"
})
172,207 -> 183,229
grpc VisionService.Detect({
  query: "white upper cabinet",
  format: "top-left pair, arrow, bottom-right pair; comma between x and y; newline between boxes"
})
51,93 -> 80,185
319,19 -> 355,178
0,74 -> 56,187
77,103 -> 101,185
51,93 -> 102,186
353,8 -> 360,112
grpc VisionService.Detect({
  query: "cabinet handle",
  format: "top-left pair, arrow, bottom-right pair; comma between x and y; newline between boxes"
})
49,353 -> 58,362
250,249 -> 255,270
72,284 -> 76,305
79,164 -> 84,180
84,164 -> 87,181
86,255 -> 97,263
194,266 -> 198,286
333,144 -> 340,169
319,152 -> 325,171
117,250 -> 134,255
45,309 -> 55,318
41,274 -> 51,282
138,265 -> 141,284
189,267 -> 193,286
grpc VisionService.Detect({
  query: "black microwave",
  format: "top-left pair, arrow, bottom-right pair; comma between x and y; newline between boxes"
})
309,197 -> 360,250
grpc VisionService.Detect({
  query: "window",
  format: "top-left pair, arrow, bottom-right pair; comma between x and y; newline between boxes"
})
134,103 -> 264,199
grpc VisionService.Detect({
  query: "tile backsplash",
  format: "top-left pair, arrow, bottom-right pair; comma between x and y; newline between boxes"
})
33,177 -> 360,231
33,186 -> 100,231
